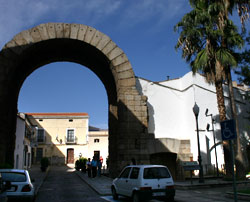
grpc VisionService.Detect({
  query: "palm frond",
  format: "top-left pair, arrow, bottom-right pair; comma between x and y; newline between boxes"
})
216,48 -> 237,67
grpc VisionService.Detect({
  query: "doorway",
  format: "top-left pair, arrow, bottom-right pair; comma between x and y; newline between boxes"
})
67,149 -> 74,164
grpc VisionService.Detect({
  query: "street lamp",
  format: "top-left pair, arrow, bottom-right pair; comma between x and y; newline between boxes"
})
205,108 -> 219,178
193,102 -> 204,183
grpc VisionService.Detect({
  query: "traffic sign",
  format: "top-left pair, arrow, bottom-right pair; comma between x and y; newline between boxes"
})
220,119 -> 237,141
182,161 -> 200,171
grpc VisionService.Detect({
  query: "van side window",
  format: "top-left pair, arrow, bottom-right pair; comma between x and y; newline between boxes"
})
130,167 -> 140,179
119,167 -> 131,178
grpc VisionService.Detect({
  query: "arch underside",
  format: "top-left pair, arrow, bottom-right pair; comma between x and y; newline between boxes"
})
0,23 -> 149,177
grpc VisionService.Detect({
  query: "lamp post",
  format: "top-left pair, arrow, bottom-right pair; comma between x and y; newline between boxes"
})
205,109 -> 219,178
193,102 -> 204,183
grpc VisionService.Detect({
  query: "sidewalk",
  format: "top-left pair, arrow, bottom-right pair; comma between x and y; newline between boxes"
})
175,178 -> 250,190
28,165 -> 50,195
75,170 -> 112,195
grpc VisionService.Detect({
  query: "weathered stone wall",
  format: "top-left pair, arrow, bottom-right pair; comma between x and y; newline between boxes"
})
0,23 -> 150,176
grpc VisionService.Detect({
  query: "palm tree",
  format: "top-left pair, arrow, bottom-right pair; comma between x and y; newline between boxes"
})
211,0 -> 250,178
237,33 -> 250,85
174,0 -> 244,177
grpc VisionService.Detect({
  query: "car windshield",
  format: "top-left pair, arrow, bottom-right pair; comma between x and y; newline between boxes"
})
0,172 -> 26,182
143,167 -> 170,179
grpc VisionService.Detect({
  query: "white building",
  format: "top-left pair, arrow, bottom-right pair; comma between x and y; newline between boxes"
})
14,113 -> 33,169
136,71 -> 250,175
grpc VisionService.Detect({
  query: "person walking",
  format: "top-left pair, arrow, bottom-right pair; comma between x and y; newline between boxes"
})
91,157 -> 97,178
131,158 -> 136,165
86,158 -> 92,178
97,158 -> 102,177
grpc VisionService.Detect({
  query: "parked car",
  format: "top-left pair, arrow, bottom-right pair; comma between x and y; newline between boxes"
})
111,165 -> 175,202
0,169 -> 35,202
0,173 -> 8,202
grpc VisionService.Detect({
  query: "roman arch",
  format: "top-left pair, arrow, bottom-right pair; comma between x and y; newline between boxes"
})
0,23 -> 150,176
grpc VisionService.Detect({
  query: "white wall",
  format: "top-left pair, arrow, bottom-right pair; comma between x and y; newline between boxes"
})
136,72 -> 250,171
14,115 -> 32,169
14,116 -> 25,169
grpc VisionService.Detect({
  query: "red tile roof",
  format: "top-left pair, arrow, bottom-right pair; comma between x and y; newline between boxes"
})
25,112 -> 88,116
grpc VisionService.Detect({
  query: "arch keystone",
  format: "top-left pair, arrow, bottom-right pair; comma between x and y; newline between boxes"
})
70,24 -> 80,39
55,23 -> 64,38
77,24 -> 87,41
63,23 -> 71,38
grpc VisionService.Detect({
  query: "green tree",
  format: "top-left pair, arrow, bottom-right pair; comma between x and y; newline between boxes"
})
211,0 -> 250,178
237,33 -> 250,85
237,32 -> 250,123
175,0 -> 244,177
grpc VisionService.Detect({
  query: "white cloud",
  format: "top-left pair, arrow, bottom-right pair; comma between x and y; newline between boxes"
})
0,0 -> 122,48
120,0 -> 189,28
0,0 -> 189,48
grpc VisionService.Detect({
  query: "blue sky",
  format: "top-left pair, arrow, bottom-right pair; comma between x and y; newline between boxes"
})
0,0 -> 246,129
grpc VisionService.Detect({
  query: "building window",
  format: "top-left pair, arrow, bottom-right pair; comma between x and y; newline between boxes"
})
37,129 -> 45,142
94,139 -> 100,143
67,129 -> 75,143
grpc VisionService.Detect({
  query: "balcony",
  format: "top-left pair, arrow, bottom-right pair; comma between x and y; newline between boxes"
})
65,136 -> 78,144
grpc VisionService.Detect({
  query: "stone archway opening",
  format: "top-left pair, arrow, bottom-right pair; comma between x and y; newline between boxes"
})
0,23 -> 149,177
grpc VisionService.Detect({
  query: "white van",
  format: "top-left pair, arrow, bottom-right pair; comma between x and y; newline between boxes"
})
111,165 -> 175,202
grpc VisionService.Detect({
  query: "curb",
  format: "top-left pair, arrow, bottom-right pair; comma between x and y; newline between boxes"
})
34,166 -> 50,196
175,180 -> 250,190
75,171 -> 100,195
226,192 -> 250,201
75,171 -> 111,196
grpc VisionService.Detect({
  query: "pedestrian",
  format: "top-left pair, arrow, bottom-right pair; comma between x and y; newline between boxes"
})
86,158 -> 92,178
131,158 -> 136,165
97,158 -> 102,177
91,157 -> 97,178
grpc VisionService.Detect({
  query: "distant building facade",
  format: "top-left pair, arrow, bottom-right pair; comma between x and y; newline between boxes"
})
25,113 -> 108,166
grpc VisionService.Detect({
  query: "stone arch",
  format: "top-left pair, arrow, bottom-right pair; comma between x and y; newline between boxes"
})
0,23 -> 149,176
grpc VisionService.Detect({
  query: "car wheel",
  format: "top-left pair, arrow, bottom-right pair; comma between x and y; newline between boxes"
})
132,192 -> 141,202
111,187 -> 118,200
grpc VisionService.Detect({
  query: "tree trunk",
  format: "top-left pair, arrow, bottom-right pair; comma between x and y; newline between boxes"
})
215,80 -> 232,177
226,68 -> 246,179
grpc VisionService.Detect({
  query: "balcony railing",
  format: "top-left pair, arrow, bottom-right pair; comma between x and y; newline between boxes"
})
65,136 -> 77,144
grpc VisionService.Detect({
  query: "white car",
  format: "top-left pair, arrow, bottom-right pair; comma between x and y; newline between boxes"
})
0,169 -> 35,202
111,165 -> 175,202
0,173 -> 8,202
